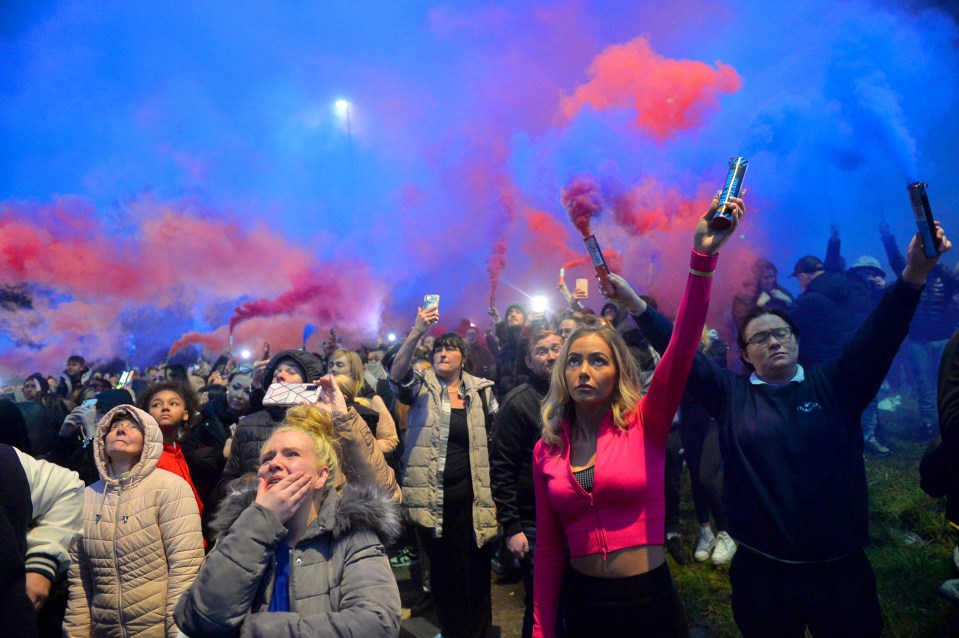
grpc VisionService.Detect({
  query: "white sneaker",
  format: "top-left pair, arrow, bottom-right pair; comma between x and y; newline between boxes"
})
711,531 -> 737,565
694,528 -> 716,562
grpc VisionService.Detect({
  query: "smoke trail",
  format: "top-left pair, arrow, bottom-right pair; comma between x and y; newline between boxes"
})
560,36 -> 741,141
486,240 -> 507,305
562,257 -> 589,269
168,329 -> 228,359
0,195 -> 387,373
561,176 -> 604,237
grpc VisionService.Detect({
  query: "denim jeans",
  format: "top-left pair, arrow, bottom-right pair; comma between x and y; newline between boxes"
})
903,339 -> 947,428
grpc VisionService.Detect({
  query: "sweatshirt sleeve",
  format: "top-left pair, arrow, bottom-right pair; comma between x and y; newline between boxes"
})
637,250 -> 716,447
489,394 -> 528,536
829,278 -> 923,418
14,447 -> 84,581
531,442 -> 566,638
632,305 -> 729,421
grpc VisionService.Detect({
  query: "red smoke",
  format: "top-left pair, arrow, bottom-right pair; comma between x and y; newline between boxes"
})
562,257 -> 588,269
168,329 -> 229,360
611,178 -> 706,237
486,241 -> 507,302
525,209 -> 579,263
602,247 -> 625,274
560,36 -> 742,141
0,195 -> 387,374
561,176 -> 604,237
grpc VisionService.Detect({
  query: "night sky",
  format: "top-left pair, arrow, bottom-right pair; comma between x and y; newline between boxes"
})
1,0 -> 957,373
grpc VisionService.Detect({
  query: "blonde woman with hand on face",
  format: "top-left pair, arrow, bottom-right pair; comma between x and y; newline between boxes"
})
174,387 -> 402,638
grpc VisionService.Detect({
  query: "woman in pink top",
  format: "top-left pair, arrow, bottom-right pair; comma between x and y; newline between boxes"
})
532,194 -> 744,637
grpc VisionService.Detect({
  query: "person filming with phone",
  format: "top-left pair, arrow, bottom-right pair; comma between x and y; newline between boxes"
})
217,349 -> 399,503
390,296 -> 499,638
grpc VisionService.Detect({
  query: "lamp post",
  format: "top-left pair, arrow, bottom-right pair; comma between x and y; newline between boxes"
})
335,99 -> 353,184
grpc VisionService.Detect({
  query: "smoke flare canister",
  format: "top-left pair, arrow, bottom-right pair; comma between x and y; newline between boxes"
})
559,267 -> 566,286
907,182 -> 941,259
712,156 -> 749,229
583,235 -> 611,287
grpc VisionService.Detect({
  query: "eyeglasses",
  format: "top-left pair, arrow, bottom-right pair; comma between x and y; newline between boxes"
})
745,326 -> 793,347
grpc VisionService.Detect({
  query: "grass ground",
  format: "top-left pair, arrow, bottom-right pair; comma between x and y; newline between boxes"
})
670,399 -> 959,637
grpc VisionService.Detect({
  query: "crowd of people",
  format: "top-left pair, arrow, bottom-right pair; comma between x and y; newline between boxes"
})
1,193 -> 958,637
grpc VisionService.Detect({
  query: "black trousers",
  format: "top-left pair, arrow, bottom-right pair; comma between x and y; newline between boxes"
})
679,413 -> 726,530
565,562 -> 689,638
730,547 -> 883,637
417,494 -> 492,638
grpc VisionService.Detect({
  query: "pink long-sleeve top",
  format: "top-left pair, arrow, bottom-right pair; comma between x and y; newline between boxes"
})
531,249 -> 716,638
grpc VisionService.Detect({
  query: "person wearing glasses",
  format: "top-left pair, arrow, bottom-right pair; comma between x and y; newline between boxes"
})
630,225 -> 953,637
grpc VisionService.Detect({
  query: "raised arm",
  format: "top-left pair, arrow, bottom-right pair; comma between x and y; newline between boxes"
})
833,224 -> 953,413
824,224 -> 843,273
606,194 -> 742,444
389,306 -> 438,384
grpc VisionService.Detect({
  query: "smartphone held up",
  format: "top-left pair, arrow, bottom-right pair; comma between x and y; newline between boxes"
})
263,382 -> 322,406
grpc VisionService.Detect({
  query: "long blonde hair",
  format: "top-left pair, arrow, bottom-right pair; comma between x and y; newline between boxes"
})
332,348 -> 366,395
265,405 -> 342,490
540,317 -> 644,451
333,374 -> 372,409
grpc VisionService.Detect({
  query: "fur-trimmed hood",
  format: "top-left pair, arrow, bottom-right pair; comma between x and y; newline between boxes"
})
209,479 -> 401,547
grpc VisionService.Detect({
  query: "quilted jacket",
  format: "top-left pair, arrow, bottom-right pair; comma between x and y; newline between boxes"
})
63,405 -> 204,637
174,482 -> 401,637
393,368 -> 498,545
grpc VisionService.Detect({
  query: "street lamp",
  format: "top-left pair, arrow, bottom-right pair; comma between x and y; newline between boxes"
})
335,99 -> 353,183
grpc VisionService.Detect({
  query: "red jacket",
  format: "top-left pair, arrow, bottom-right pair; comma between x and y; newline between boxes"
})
158,441 -> 204,517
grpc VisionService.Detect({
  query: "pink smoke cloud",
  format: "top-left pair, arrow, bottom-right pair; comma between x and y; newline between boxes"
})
561,176 -> 604,237
611,177 -> 706,237
0,195 -> 386,375
560,36 -> 742,141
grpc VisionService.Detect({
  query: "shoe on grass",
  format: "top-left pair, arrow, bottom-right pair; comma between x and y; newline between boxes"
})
864,437 -> 890,457
711,531 -> 737,565
666,532 -> 691,565
940,579 -> 959,603
694,528 -> 716,562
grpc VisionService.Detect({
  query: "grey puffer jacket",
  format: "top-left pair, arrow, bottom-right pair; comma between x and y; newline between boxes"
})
393,368 -> 498,546
174,482 -> 401,638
